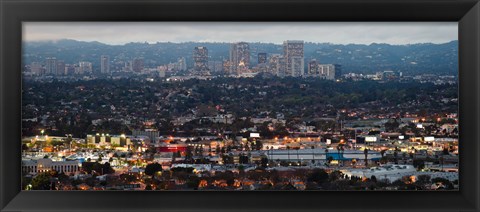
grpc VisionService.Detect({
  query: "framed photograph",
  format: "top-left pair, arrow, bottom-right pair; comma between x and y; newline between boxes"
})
1,0 -> 479,212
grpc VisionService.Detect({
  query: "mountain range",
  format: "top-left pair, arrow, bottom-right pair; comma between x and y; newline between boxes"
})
23,39 -> 458,75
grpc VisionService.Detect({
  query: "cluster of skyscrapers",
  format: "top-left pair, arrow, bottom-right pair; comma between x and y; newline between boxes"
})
26,40 -> 340,79
193,40 -> 340,79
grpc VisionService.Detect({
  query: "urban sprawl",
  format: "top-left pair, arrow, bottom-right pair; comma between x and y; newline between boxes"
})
22,40 -> 459,191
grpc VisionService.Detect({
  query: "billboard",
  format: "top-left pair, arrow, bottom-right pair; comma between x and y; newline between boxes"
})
250,133 -> 260,138
365,136 -> 377,142
424,136 -> 435,142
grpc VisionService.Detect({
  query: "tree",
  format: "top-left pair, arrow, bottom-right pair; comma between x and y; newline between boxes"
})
364,148 -> 369,166
415,175 -> 431,189
254,140 -> 263,151
145,163 -> 163,177
380,149 -> 386,158
260,156 -> 269,168
31,172 -> 52,190
432,177 -> 454,190
384,119 -> 400,132
413,159 -> 425,170
307,169 -> 329,184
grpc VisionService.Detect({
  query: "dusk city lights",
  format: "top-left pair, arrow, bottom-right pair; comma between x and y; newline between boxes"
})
21,22 -> 459,191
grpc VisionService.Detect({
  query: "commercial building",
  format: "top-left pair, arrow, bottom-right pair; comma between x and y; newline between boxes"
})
30,62 -> 44,75
268,54 -> 283,76
177,57 -> 187,71
230,42 -> 250,74
308,59 -> 319,75
86,134 -> 132,148
193,46 -> 209,72
132,129 -> 159,142
307,63 -> 341,80
22,158 -> 80,175
257,52 -> 267,64
45,57 -> 57,75
100,55 -> 110,74
132,58 -> 144,73
56,60 -> 65,76
78,61 -> 93,74
283,40 -> 305,77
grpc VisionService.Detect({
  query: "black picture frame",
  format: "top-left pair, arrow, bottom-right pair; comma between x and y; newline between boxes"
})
1,0 -> 479,211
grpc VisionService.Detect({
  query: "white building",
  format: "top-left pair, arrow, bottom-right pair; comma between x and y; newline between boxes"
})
283,40 -> 304,77
22,158 -> 80,175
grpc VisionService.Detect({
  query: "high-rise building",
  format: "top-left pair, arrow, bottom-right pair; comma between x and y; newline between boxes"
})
100,55 -> 110,74
223,60 -> 233,75
45,57 -> 57,75
132,58 -> 144,73
177,57 -> 187,71
193,47 -> 209,72
230,42 -> 250,74
317,64 -> 337,80
78,61 -> 93,74
268,54 -> 286,77
56,60 -> 65,76
258,53 -> 267,64
65,64 -> 76,75
308,59 -> 319,76
30,62 -> 44,76
283,40 -> 305,77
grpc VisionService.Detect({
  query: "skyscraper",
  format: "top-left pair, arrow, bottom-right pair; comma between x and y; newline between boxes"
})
100,55 -> 110,74
317,64 -> 336,80
257,53 -> 267,64
45,57 -> 57,75
268,54 -> 283,76
230,42 -> 250,74
308,59 -> 319,76
30,62 -> 44,76
177,57 -> 187,71
132,58 -> 144,73
78,61 -> 93,74
56,60 -> 65,76
283,40 -> 305,77
193,47 -> 209,72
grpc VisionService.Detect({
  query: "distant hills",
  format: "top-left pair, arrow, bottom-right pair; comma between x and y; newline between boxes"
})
23,39 -> 458,75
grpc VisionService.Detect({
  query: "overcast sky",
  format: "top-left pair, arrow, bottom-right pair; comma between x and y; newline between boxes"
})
23,22 -> 458,45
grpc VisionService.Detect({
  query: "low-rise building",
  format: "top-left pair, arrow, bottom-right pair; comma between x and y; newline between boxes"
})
22,158 -> 80,175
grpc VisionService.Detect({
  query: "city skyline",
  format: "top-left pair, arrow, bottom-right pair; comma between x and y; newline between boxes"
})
23,22 -> 457,45
21,22 -> 459,191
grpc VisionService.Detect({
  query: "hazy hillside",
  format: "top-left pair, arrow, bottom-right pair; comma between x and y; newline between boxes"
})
23,39 -> 458,75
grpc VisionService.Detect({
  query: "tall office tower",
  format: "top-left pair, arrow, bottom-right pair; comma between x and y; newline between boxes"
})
78,61 -> 93,74
132,58 -> 144,73
308,59 -> 319,76
283,40 -> 305,77
317,64 -> 336,80
230,42 -> 250,74
56,60 -> 65,75
100,55 -> 110,74
257,53 -> 267,64
30,62 -> 44,76
223,60 -> 233,75
177,57 -> 187,71
334,64 -> 342,78
65,64 -> 76,75
193,47 -> 209,72
45,57 -> 57,75
268,54 -> 282,76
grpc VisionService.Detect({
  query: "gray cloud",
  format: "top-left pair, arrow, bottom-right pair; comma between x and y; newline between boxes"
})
23,22 -> 457,45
